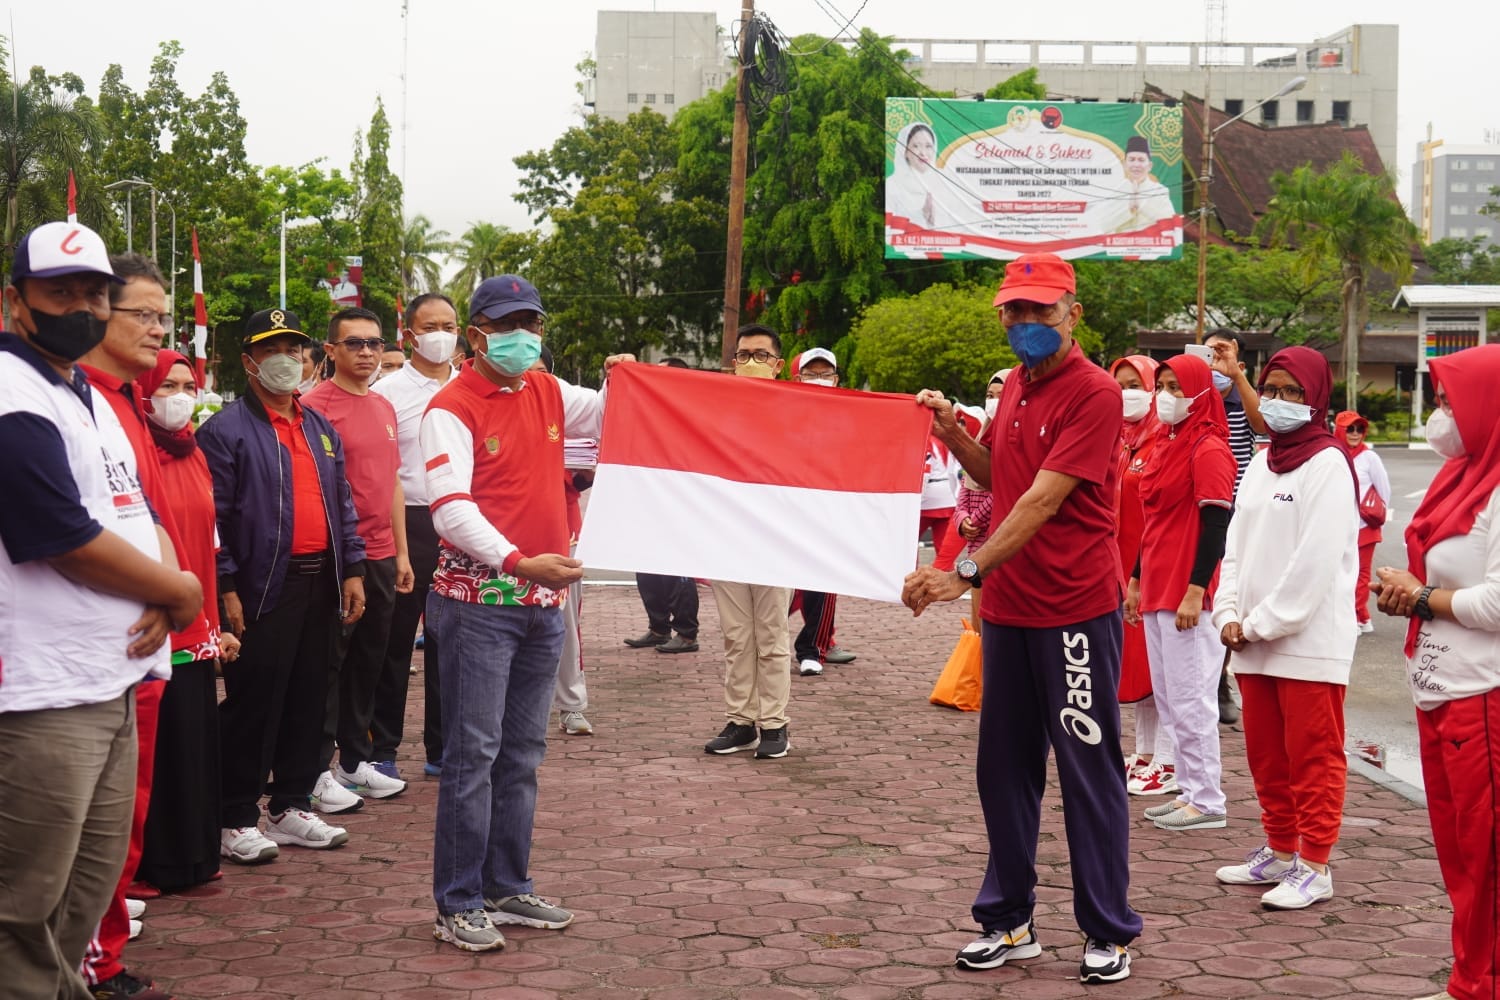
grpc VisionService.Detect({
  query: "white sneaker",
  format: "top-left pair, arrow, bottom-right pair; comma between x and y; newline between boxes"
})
799,658 -> 823,676
1216,844 -> 1298,885
336,761 -> 407,799
128,918 -> 143,940
1358,620 -> 1375,634
266,808 -> 349,850
312,770 -> 365,813
126,898 -> 146,920
220,825 -> 279,864
1260,859 -> 1333,909
560,711 -> 594,736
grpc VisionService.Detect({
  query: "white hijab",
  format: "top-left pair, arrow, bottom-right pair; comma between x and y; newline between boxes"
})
887,122 -> 967,231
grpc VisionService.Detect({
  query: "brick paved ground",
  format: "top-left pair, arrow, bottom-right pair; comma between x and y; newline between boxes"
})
132,584 -> 1455,999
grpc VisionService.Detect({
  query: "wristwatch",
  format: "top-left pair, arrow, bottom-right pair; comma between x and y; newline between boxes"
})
1413,585 -> 1436,622
956,558 -> 983,588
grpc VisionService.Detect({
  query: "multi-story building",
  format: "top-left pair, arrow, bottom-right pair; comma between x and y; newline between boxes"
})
588,11 -> 732,122
1411,139 -> 1500,244
586,15 -> 1397,171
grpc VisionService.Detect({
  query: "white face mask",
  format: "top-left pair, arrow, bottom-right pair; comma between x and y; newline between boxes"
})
984,397 -> 999,419
147,392 -> 196,432
1426,407 -> 1466,460
413,330 -> 458,365
804,377 -> 836,387
1259,398 -> 1314,434
1121,388 -> 1151,422
249,352 -> 304,395
1155,389 -> 1193,427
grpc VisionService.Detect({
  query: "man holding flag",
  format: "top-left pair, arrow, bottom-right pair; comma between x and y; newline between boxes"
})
420,275 -> 633,951
904,253 -> 1142,984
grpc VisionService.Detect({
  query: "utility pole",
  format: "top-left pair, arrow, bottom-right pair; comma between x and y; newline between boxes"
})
719,0 -> 754,372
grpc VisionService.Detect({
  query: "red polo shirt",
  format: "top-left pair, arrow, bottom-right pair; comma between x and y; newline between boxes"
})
269,403 -> 330,555
303,380 -> 400,560
978,343 -> 1123,628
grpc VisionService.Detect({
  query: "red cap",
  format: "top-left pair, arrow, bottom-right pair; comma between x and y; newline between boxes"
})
993,253 -> 1076,306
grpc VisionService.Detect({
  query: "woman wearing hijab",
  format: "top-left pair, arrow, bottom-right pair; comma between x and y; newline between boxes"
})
1334,411 -> 1391,633
134,350 -> 238,893
1212,346 -> 1357,911
1110,356 -> 1174,795
949,371 -> 1009,621
1124,354 -> 1235,831
1373,344 -> 1500,1000
887,122 -> 966,231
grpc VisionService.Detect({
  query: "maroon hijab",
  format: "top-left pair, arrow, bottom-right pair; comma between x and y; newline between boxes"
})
1258,347 -> 1345,474
138,349 -> 199,459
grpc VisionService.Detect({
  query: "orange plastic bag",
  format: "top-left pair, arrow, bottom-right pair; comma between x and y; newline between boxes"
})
929,618 -> 983,712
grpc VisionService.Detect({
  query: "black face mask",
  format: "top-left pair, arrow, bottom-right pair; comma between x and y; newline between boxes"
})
27,305 -> 108,362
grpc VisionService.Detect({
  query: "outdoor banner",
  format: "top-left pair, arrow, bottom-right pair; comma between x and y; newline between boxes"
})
576,364 -> 932,603
885,98 -> 1184,261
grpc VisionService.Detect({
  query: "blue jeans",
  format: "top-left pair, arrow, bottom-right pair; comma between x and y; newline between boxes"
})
429,594 -> 564,915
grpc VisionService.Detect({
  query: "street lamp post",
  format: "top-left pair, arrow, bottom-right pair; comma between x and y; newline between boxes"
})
104,177 -> 159,260
1194,75 -> 1307,343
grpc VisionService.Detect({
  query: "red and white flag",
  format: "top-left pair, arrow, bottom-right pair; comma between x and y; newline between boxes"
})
191,228 -> 209,387
576,364 -> 932,602
67,171 -> 78,224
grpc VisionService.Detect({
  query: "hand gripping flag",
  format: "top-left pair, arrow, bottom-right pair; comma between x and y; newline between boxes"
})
576,363 -> 933,603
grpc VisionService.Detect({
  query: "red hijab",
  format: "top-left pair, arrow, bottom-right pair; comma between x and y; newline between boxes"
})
138,349 -> 199,459
1110,354 -> 1159,454
1333,410 -> 1368,457
1138,354 -> 1228,504
1405,344 -> 1500,654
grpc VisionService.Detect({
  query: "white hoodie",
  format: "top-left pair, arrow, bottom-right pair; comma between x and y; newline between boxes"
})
1212,447 -> 1358,684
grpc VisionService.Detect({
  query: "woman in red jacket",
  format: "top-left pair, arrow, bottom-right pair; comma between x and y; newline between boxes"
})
1126,354 -> 1236,830
134,350 -> 238,893
1111,356 -> 1174,796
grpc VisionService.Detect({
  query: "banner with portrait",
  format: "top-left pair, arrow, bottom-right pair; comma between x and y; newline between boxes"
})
884,98 -> 1184,261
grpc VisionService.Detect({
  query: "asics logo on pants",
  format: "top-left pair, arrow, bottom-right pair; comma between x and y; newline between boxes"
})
1060,630 -> 1102,745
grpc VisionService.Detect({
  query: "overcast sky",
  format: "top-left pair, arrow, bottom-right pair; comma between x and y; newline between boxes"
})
13,0 -> 1496,241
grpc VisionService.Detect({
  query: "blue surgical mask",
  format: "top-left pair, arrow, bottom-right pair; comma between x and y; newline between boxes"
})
484,330 -> 543,376
1212,371 -> 1232,392
1006,323 -> 1063,369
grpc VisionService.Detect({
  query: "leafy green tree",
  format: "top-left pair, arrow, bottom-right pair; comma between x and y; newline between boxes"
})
515,108 -> 723,378
852,282 -> 1016,398
401,214 -> 452,295
350,98 -> 404,332
446,221 -> 538,317
1257,152 -> 1417,409
1424,236 -> 1500,284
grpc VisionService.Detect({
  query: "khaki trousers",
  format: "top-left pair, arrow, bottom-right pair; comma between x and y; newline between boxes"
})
0,690 -> 136,999
710,581 -> 792,729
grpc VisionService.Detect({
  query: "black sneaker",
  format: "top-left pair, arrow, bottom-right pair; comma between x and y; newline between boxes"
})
91,969 -> 172,999
754,725 -> 790,759
1079,937 -> 1131,983
954,919 -> 1042,970
704,723 -> 758,754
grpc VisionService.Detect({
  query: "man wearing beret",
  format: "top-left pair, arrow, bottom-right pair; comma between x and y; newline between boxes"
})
421,274 -> 633,951
906,253 -> 1142,984
197,308 -> 367,865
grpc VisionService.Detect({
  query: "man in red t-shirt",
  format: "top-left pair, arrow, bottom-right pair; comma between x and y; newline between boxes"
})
905,254 -> 1143,984
304,308 -> 414,809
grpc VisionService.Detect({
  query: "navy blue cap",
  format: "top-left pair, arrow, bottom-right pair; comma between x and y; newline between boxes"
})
470,275 -> 545,323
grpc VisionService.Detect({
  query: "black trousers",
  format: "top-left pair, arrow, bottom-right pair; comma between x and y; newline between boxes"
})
324,556 -> 398,772
793,590 -> 837,663
219,559 -> 339,827
375,506 -> 439,765
636,572 -> 698,639
138,658 -> 221,891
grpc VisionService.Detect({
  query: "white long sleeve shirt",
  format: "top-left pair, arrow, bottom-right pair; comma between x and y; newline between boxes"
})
1212,447 -> 1358,684
1408,485 -> 1500,710
1351,447 -> 1392,531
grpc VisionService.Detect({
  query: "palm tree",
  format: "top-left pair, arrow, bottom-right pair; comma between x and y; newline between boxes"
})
1257,152 -> 1417,411
400,214 -> 452,295
0,77 -> 104,280
444,222 -> 537,313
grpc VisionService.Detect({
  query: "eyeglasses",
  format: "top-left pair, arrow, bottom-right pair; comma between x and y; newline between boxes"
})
999,301 -> 1065,323
117,308 -> 173,329
796,372 -> 836,382
734,349 -> 779,364
334,338 -> 386,353
479,316 -> 544,335
1259,385 -> 1306,402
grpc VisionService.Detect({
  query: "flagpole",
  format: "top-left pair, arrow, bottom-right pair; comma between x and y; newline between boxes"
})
192,228 -> 210,391
279,210 -> 287,310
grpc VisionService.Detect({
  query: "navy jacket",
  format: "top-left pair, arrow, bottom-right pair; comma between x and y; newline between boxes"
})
197,390 -> 366,623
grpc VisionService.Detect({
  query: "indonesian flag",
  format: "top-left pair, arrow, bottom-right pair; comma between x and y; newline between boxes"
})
67,171 -> 78,224
191,228 -> 209,387
576,364 -> 932,603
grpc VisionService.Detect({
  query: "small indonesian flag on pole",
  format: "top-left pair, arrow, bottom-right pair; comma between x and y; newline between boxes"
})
191,228 -> 209,388
67,171 -> 78,224
576,364 -> 932,602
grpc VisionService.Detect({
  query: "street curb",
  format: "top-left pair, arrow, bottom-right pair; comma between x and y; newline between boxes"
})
1348,750 -> 1427,807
